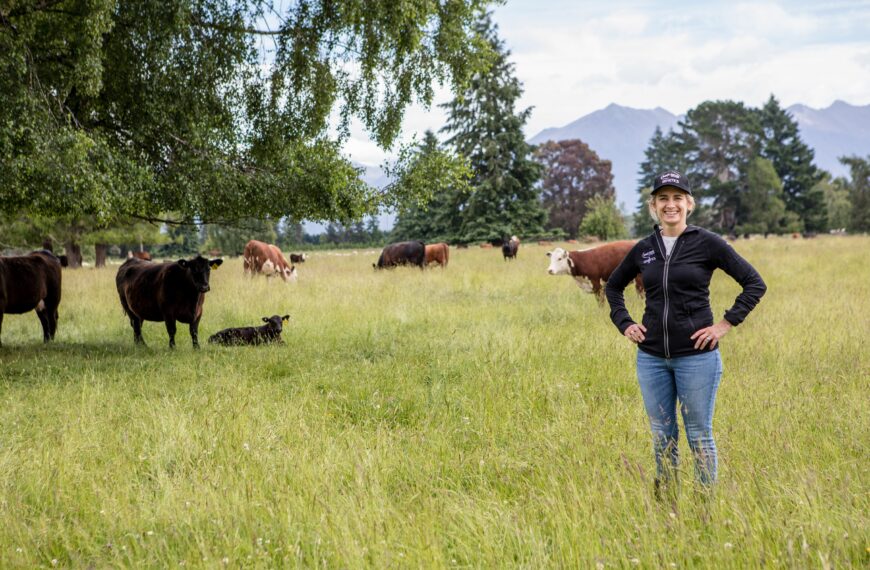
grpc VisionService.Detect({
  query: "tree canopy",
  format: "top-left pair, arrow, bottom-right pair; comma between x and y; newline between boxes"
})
0,0 -> 496,225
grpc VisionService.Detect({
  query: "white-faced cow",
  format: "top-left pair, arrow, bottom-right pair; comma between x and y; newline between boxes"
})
116,255 -> 223,348
502,235 -> 520,260
374,241 -> 426,269
0,250 -> 62,346
208,314 -> 290,346
243,240 -> 297,282
546,241 -> 644,304
289,253 -> 307,263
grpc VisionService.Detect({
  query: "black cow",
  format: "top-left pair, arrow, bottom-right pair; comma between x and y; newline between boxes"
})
0,250 -> 62,346
116,255 -> 223,348
373,241 -> 426,269
208,314 -> 290,346
289,253 -> 307,263
502,236 -> 520,260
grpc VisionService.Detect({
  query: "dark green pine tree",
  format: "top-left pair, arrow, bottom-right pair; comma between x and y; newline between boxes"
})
758,95 -> 826,231
390,131 -> 467,243
440,14 -> 546,243
841,155 -> 870,232
633,126 -> 691,234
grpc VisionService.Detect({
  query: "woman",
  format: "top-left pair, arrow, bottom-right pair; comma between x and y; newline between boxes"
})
605,170 -> 766,491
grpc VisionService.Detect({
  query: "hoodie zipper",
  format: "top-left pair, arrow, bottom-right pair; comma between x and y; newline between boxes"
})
655,228 -> 685,359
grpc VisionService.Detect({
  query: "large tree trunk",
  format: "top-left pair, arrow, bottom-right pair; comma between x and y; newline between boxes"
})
95,244 -> 108,268
64,240 -> 83,268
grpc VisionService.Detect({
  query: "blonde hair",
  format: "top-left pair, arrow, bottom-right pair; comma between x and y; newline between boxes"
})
648,190 -> 695,222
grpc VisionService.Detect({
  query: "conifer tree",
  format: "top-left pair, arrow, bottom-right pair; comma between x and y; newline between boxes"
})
758,96 -> 826,231
440,14 -> 546,243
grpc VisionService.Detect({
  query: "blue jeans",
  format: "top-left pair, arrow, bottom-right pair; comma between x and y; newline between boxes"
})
636,349 -> 723,486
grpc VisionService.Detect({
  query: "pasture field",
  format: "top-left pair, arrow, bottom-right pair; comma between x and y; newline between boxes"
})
0,237 -> 867,568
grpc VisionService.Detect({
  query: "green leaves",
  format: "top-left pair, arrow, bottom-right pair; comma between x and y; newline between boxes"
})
1,0 -> 497,225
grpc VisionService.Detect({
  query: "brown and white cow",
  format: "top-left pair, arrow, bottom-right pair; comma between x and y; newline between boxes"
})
546,241 -> 644,303
424,242 -> 449,268
243,240 -> 297,282
116,255 -> 223,348
289,253 -> 307,263
0,250 -> 62,346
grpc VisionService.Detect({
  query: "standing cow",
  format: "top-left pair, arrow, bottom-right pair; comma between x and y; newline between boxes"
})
424,243 -> 449,268
243,240 -> 297,282
374,241 -> 426,269
502,236 -> 520,260
116,255 -> 223,348
289,253 -> 307,263
546,241 -> 644,303
0,250 -> 62,346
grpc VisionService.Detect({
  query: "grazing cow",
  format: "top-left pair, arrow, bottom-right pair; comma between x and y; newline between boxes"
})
243,240 -> 297,282
546,241 -> 644,303
424,242 -> 449,268
128,250 -> 152,261
374,241 -> 426,269
116,255 -> 223,348
268,244 -> 298,282
0,250 -> 62,346
289,253 -> 307,263
208,314 -> 290,346
502,236 -> 520,260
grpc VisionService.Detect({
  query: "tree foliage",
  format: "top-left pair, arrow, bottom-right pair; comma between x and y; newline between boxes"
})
757,96 -> 826,231
840,155 -> 870,232
534,139 -> 615,239
390,131 -> 471,243
439,13 -> 545,243
578,196 -> 626,241
637,97 -> 830,235
0,0 -> 496,225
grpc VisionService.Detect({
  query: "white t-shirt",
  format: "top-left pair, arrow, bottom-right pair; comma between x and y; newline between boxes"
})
662,235 -> 678,257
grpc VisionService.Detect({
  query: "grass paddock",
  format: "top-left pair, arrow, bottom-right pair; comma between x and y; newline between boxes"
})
0,236 -> 867,568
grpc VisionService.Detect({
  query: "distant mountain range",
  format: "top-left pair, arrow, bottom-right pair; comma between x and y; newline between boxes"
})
528,100 -> 870,209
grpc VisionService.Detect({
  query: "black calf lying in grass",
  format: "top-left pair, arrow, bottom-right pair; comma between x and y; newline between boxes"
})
208,315 -> 290,346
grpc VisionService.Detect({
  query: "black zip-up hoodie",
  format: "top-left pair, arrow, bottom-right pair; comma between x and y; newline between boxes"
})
605,225 -> 767,359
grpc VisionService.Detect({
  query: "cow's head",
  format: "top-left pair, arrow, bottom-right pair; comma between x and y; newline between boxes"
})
283,265 -> 298,282
178,256 -> 223,293
546,248 -> 573,275
262,314 -> 291,332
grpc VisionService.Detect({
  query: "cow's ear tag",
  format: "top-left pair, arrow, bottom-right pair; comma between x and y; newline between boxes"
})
211,263 -> 220,270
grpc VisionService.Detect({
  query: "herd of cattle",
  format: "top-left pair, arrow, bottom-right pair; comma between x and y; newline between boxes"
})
0,237 -> 644,348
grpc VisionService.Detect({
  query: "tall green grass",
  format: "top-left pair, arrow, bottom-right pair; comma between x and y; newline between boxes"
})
0,237 -> 867,568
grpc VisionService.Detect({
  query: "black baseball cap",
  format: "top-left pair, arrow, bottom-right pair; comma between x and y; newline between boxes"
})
652,170 -> 692,195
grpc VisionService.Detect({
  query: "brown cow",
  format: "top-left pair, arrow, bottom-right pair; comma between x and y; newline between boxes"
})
0,250 -> 62,346
546,241 -> 644,304
116,255 -> 223,348
128,250 -> 152,261
424,243 -> 449,268
289,253 -> 307,263
243,240 -> 297,282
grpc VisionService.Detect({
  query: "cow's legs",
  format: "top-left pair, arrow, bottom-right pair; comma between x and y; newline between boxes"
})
131,317 -> 145,345
190,318 -> 201,349
165,318 -> 177,348
50,308 -> 59,339
591,278 -> 605,305
36,309 -> 51,342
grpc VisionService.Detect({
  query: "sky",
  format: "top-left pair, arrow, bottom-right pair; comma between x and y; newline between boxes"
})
342,0 -> 870,168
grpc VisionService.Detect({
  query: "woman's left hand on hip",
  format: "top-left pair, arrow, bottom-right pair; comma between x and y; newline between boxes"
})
691,320 -> 733,350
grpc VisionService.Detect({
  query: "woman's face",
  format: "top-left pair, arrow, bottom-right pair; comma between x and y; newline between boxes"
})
653,188 -> 690,227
